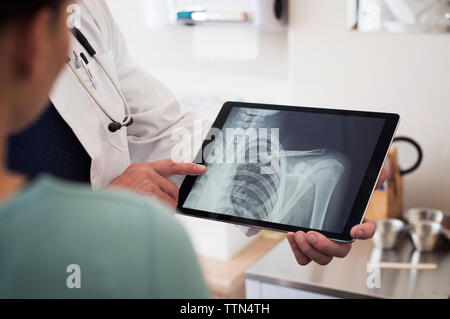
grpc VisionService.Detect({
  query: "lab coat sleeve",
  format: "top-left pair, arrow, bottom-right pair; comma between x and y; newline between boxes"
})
95,0 -> 212,186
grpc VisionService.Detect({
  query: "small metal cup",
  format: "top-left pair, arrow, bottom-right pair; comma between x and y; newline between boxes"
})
372,219 -> 405,250
408,221 -> 442,252
405,208 -> 444,225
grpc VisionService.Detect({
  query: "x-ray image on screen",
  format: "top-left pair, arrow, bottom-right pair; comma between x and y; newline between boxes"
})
183,107 -> 385,233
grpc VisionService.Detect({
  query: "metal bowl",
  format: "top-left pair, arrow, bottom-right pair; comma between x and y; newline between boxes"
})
405,208 -> 444,225
372,219 -> 405,250
408,221 -> 442,252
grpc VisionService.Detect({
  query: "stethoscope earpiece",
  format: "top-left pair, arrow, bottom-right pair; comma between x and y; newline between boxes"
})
108,122 -> 122,133
108,117 -> 133,133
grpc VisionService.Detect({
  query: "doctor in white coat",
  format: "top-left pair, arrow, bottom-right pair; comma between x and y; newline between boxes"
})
10,0 -> 382,266
49,0 -> 209,206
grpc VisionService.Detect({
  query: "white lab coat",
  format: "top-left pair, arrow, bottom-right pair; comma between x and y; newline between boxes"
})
50,0 -> 210,188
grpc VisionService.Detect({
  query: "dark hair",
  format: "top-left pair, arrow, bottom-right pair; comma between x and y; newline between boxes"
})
0,1 -> 67,27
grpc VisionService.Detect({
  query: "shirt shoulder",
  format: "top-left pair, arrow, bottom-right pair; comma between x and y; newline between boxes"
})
0,176 -> 209,298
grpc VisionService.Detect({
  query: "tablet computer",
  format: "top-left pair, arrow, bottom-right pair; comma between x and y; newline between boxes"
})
177,102 -> 400,242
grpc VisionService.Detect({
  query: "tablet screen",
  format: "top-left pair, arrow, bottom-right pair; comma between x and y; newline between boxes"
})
179,103 -> 397,240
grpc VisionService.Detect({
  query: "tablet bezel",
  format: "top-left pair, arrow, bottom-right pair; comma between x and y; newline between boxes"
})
177,102 -> 400,242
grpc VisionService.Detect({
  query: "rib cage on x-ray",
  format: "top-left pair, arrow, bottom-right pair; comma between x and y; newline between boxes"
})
184,108 -> 345,230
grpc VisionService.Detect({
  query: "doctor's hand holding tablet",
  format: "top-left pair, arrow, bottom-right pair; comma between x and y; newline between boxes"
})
287,169 -> 388,266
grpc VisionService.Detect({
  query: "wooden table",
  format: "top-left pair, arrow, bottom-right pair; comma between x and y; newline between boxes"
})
198,230 -> 285,299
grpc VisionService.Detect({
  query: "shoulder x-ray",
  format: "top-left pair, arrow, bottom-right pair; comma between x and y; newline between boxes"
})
183,106 -> 386,233
184,107 -> 350,232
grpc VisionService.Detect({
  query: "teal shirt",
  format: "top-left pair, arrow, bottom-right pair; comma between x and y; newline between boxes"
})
0,175 -> 210,299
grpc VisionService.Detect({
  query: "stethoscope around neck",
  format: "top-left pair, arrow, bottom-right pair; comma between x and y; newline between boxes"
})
66,27 -> 133,133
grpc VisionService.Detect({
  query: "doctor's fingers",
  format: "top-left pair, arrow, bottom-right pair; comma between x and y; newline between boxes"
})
350,218 -> 375,240
287,232 -> 311,266
139,183 -> 178,209
294,232 -> 333,265
148,171 -> 179,202
149,159 -> 207,178
305,231 -> 351,258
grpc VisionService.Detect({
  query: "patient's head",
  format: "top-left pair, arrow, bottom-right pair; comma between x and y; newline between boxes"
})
0,1 -> 72,134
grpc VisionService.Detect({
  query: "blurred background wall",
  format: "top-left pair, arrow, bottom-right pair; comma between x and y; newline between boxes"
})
288,0 -> 450,213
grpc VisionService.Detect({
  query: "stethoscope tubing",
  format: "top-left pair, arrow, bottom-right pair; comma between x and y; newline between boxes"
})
66,28 -> 132,130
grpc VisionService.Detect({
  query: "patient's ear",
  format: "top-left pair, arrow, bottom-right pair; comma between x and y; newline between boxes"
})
13,9 -> 52,81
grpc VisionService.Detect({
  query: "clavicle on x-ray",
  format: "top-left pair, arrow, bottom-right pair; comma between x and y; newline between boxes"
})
184,107 -> 349,232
